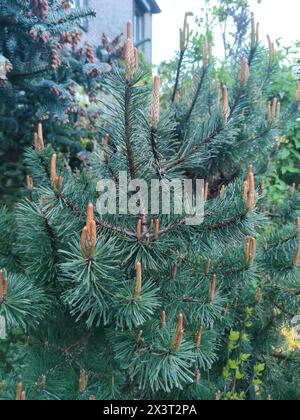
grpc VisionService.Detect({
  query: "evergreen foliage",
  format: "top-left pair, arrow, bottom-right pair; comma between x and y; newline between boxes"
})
0,0 -> 104,205
0,15 -> 299,400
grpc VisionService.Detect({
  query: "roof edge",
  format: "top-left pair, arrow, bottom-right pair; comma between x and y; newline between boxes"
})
146,0 -> 161,13
142,0 -> 161,14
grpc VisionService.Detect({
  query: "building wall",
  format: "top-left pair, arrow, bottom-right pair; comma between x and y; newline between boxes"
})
143,12 -> 152,63
80,0 -> 153,62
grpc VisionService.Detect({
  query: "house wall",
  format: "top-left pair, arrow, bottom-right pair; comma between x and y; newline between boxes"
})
143,12 -> 152,63
80,0 -> 153,62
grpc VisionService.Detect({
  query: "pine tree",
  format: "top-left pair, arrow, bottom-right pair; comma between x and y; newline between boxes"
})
0,0 -> 103,205
0,16 -> 299,400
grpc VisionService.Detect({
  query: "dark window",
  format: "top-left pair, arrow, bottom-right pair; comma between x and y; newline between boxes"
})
134,1 -> 145,47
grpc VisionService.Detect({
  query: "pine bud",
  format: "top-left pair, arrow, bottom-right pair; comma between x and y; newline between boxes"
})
81,204 -> 97,259
26,175 -> 34,192
89,221 -> 97,257
81,227 -> 89,258
195,369 -> 201,385
296,81 -> 300,102
176,312 -> 184,334
243,180 -> 249,202
51,153 -> 57,185
195,326 -> 203,348
245,240 -> 250,262
260,180 -> 265,196
134,261 -> 142,301
151,76 -> 160,129
271,98 -> 278,120
296,218 -> 300,236
127,20 -> 133,40
34,125 -> 45,154
246,237 -> 256,263
293,245 -> 300,267
38,123 -> 43,144
256,22 -> 260,44
124,37 -> 136,81
179,13 -> 192,51
271,43 -> 276,63
37,123 -> 45,152
251,13 -> 256,49
267,36 -> 276,64
276,101 -> 281,119
3,277 -> 8,301
238,56 -> 250,85
136,219 -> 142,240
171,263 -> 178,279
220,185 -> 225,197
255,288 -> 262,303
103,134 -> 109,164
86,203 -> 94,226
267,98 -> 280,124
206,259 -> 212,275
173,313 -> 184,352
16,383 -> 23,401
209,274 -> 217,302
251,237 -> 256,261
222,85 -> 230,121
202,36 -> 209,67
247,164 -> 256,211
0,270 -> 4,304
155,219 -> 160,241
267,101 -> 272,123
204,182 -> 209,202
79,369 -> 88,394
161,310 -> 166,328
50,154 -> 62,192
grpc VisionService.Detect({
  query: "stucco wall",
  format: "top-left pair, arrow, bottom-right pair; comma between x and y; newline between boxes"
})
80,0 -> 153,62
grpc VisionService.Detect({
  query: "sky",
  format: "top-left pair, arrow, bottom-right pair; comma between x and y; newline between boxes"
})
152,0 -> 299,64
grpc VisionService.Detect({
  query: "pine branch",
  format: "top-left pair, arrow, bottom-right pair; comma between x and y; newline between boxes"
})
157,219 -> 186,236
272,351 -> 300,363
183,67 -> 207,124
265,233 -> 298,251
44,216 -> 59,265
162,126 -> 221,174
150,128 -> 162,178
207,211 -> 248,231
172,50 -> 185,103
57,192 -> 136,238
125,82 -> 137,179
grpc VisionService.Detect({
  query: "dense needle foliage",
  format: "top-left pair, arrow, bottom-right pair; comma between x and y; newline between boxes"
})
0,15 -> 299,400
0,0 -> 104,205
